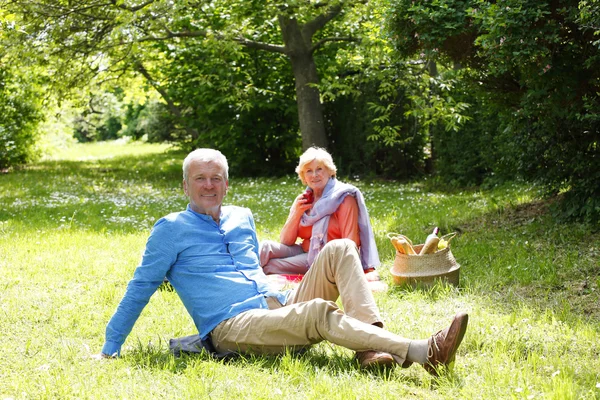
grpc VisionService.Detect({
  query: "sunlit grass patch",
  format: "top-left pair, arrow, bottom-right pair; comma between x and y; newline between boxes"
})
43,140 -> 176,161
1,142 -> 599,399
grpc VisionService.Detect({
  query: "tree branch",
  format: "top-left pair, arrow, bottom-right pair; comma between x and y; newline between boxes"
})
233,37 -> 286,54
302,4 -> 343,39
110,0 -> 156,12
134,29 -> 205,42
135,29 -> 286,54
311,36 -> 360,53
88,98 -> 103,115
134,62 -> 176,116
134,61 -> 199,140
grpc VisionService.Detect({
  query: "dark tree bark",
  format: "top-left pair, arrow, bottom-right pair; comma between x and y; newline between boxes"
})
279,16 -> 328,150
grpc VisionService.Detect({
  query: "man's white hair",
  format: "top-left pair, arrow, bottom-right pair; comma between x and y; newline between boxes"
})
183,148 -> 229,181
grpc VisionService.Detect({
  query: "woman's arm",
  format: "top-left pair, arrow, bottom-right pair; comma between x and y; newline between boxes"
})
279,192 -> 313,245
334,196 -> 361,246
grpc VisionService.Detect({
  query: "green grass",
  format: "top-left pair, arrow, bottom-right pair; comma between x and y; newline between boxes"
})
1,141 -> 599,399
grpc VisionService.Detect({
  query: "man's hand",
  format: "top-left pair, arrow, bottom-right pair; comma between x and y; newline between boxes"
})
91,352 -> 116,360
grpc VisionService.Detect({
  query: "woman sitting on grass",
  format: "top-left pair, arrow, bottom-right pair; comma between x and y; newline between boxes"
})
260,147 -> 380,280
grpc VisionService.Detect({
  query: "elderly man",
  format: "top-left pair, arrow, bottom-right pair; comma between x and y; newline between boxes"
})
99,148 -> 468,375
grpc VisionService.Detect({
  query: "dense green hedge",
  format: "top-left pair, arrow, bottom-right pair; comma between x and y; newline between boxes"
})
387,0 -> 600,223
0,66 -> 42,170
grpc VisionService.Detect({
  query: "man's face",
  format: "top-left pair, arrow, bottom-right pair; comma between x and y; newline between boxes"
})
183,160 -> 229,218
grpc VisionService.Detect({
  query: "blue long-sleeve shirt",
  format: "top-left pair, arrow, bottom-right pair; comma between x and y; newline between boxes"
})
102,205 -> 290,356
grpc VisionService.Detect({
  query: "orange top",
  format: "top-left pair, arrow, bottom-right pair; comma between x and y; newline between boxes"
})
298,196 -> 361,252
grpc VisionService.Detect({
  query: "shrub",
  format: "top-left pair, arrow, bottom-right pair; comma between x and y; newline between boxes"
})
386,0 -> 600,223
0,66 -> 43,170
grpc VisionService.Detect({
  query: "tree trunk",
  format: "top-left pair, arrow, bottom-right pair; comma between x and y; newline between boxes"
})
279,16 -> 328,150
425,60 -> 438,174
135,62 -> 199,141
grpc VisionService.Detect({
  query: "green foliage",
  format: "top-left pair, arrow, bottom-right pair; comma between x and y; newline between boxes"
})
319,0 -> 473,178
0,65 -> 43,169
125,99 -> 178,143
386,0 -> 600,223
0,0 -> 377,157
387,0 -> 477,62
63,84 -> 182,145
324,80 -> 428,180
433,103 -> 499,186
146,39 -> 302,176
72,90 -> 129,142
1,0 -> 596,226
578,0 -> 600,48
1,0 -> 440,179
316,2 -> 460,179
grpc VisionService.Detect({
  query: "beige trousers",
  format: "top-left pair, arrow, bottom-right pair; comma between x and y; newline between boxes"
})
211,239 -> 411,362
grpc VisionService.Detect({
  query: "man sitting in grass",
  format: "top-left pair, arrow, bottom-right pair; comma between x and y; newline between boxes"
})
97,148 -> 469,375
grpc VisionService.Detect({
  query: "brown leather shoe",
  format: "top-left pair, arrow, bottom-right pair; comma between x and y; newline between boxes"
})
356,350 -> 396,369
423,312 -> 469,376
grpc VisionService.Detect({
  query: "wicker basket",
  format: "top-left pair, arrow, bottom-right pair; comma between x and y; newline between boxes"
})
388,233 -> 460,287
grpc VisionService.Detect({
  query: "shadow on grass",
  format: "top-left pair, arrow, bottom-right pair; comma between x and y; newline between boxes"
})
123,342 -> 477,392
124,343 -> 432,385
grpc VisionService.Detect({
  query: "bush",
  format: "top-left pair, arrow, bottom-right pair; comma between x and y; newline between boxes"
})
153,43 -> 302,177
0,66 -> 43,170
72,91 -> 126,143
386,0 -> 600,223
324,88 -> 427,180
132,100 -> 179,143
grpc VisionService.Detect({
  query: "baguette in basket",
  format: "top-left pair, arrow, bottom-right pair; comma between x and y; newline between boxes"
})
387,231 -> 460,287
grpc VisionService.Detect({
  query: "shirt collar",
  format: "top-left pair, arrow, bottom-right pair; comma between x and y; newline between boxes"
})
186,204 -> 223,223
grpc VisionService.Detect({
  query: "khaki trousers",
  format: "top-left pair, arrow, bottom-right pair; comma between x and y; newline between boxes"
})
211,239 -> 410,362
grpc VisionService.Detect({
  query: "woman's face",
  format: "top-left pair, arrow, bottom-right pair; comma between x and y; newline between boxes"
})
302,160 -> 332,193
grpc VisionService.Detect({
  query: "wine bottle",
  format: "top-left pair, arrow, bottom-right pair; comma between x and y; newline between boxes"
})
419,227 -> 440,255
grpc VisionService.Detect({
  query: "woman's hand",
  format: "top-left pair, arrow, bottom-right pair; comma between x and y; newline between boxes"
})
280,191 -> 314,245
290,192 -> 314,215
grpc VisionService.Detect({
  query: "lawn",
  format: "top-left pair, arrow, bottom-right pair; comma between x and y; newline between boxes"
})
1,141 -> 598,399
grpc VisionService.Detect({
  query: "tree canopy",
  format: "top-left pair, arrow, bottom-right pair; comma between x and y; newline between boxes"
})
2,0 -> 380,150
387,0 -> 600,222
0,0 -> 598,223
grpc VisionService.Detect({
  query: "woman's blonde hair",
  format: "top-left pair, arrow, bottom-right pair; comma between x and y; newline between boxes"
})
295,146 -> 337,185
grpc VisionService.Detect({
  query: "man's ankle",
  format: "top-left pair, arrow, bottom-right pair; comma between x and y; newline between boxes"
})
406,339 -> 428,364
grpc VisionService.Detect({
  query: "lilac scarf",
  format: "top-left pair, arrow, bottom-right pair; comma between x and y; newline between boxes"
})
300,178 -> 380,270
